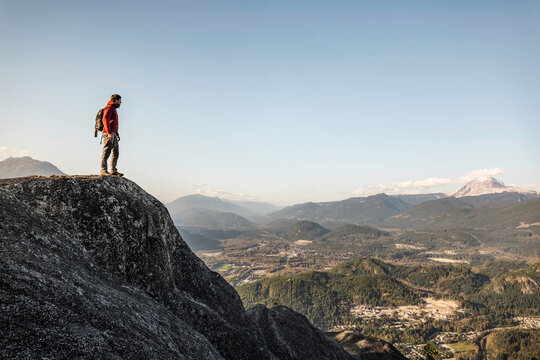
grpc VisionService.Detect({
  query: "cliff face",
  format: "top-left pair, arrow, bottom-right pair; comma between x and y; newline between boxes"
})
247,305 -> 354,360
0,184 -> 222,360
0,176 -> 360,360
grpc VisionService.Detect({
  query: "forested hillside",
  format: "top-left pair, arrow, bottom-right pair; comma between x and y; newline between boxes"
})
238,258 -> 540,349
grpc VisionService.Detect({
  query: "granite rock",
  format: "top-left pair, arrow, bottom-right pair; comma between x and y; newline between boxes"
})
246,305 -> 355,360
0,186 -> 222,359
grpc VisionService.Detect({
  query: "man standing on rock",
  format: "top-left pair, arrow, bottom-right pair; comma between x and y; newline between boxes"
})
101,94 -> 123,176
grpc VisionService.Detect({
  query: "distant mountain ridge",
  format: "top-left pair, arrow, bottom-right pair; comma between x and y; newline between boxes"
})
227,199 -> 281,215
0,156 -> 65,178
384,196 -> 540,231
166,194 -> 277,224
268,194 -> 412,225
267,188 -> 538,229
172,208 -> 253,229
391,193 -> 446,206
168,194 -> 250,215
267,193 -> 450,225
453,177 -> 537,198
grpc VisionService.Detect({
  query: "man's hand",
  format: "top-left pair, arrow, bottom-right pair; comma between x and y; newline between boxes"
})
116,134 -> 121,141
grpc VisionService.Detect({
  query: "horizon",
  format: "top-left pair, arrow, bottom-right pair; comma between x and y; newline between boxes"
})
0,154 -> 537,207
1,1 -> 539,205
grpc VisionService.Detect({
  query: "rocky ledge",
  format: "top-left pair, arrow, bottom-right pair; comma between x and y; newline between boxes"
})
329,330 -> 407,360
1,176 -> 392,359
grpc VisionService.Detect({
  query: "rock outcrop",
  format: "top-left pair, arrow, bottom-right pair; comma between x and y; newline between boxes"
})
247,305 -> 355,360
0,185 -> 222,359
0,175 -> 368,359
328,330 -> 407,360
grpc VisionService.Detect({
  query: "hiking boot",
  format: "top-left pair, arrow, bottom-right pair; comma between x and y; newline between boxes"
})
100,170 -> 110,176
111,171 -> 124,177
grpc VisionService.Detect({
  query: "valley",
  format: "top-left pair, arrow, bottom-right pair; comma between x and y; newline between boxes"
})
195,225 -> 534,287
191,227 -> 539,359
173,186 -> 540,359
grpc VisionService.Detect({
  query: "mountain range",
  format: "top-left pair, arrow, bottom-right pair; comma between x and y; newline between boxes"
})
265,190 -> 537,226
266,179 -> 537,226
163,178 -> 538,253
386,197 -> 540,234
3,157 -> 536,233
166,194 -> 279,225
268,194 -> 413,225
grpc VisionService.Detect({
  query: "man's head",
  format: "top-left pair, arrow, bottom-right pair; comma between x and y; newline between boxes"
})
110,94 -> 122,108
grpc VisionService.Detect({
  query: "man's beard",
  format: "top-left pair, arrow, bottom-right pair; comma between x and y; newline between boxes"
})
113,103 -> 120,108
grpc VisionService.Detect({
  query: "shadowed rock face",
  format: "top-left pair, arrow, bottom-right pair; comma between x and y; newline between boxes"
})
0,186 -> 223,360
0,175 -> 396,360
246,305 -> 355,360
0,176 -> 242,317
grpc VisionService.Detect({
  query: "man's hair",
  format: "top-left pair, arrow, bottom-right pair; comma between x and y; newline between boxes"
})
110,94 -> 122,101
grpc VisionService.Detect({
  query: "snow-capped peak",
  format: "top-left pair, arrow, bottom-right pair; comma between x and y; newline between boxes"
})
453,177 -> 536,198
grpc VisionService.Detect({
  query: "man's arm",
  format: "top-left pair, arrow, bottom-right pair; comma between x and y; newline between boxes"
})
102,107 -> 111,134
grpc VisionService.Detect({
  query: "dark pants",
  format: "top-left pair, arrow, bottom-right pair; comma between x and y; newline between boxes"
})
101,132 -> 119,172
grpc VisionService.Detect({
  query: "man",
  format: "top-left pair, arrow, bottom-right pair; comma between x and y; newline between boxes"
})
101,94 -> 123,176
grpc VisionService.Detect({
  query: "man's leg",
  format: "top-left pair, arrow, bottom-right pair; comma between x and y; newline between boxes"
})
100,133 -> 113,174
111,134 -> 119,173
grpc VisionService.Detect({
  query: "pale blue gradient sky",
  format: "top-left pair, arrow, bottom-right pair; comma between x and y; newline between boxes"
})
1,0 -> 539,204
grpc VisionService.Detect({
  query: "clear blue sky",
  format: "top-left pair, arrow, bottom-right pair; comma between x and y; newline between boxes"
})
1,0 -> 539,204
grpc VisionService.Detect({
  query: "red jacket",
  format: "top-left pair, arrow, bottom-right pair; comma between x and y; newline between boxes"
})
102,100 -> 118,134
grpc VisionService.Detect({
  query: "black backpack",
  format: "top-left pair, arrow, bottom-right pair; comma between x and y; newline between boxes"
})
94,108 -> 105,137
